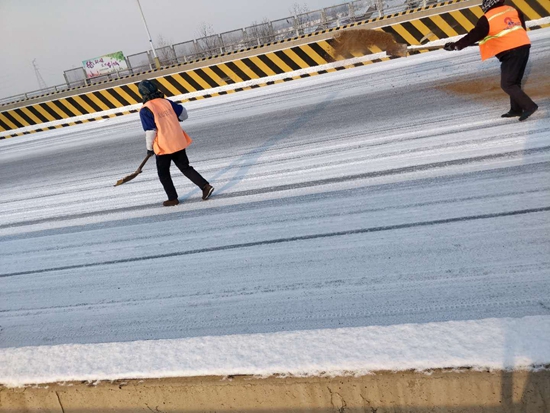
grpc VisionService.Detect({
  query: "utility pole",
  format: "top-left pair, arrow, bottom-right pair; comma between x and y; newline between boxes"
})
136,0 -> 161,69
32,59 -> 48,90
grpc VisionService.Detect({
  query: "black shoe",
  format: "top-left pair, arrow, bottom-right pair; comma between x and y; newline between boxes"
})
163,199 -> 180,207
519,105 -> 538,122
501,110 -> 521,118
202,184 -> 214,200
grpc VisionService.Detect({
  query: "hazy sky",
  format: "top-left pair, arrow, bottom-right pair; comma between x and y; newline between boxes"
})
0,0 -> 343,99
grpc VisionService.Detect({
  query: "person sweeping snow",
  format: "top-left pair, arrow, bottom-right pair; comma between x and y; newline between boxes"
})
138,79 -> 214,206
443,0 -> 538,121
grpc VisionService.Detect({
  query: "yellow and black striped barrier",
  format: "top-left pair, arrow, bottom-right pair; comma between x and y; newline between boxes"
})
381,0 -> 550,44
1,0 -> 548,138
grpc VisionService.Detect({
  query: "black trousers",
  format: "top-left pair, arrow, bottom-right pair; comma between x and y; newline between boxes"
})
156,149 -> 208,201
500,45 -> 537,113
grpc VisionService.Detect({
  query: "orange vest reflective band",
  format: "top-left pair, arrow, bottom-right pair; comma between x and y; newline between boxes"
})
142,99 -> 192,155
479,6 -> 530,61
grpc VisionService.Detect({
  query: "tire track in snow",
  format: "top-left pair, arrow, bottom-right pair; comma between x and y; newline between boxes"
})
1,149 -> 548,231
1,206 -> 548,279
3,261 -> 548,315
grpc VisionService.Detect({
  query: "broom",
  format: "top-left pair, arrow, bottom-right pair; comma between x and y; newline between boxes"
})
114,153 -> 153,187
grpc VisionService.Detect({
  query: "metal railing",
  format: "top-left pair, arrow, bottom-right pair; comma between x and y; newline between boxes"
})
1,0 -> 437,106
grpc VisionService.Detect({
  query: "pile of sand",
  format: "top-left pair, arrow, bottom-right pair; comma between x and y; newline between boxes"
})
332,29 -> 403,57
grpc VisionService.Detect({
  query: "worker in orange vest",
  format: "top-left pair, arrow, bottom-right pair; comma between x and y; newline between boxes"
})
139,79 -> 214,207
444,0 -> 538,121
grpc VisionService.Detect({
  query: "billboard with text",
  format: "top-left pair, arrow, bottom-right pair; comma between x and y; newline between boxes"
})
82,51 -> 128,79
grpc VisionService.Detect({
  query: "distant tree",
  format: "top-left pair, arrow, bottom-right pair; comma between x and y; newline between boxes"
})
155,34 -> 176,65
156,34 -> 172,49
247,18 -> 275,46
289,2 -> 310,17
289,2 -> 311,35
197,22 -> 216,38
196,22 -> 222,57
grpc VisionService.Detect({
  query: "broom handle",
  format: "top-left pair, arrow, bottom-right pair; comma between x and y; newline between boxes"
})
407,45 -> 445,51
136,153 -> 153,173
409,42 -> 479,51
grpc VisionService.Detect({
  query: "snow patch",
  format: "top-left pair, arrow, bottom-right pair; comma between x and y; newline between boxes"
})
1,316 -> 549,387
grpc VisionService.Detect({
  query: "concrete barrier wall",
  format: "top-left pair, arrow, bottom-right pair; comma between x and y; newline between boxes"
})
1,369 -> 549,412
381,0 -> 549,44
1,0 -> 548,138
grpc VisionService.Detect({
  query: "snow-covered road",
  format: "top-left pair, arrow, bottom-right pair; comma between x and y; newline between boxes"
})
1,30 -> 549,353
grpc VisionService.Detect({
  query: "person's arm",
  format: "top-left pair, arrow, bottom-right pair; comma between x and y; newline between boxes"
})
140,107 -> 157,154
445,16 -> 489,51
169,100 -> 188,121
455,16 -> 489,50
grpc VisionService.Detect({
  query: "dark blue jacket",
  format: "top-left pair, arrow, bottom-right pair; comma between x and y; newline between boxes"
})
140,99 -> 186,131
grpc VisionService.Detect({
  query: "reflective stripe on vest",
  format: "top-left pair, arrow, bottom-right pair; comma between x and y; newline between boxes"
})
143,99 -> 192,155
479,6 -> 530,61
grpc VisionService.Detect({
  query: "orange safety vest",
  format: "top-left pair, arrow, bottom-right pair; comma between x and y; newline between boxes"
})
479,6 -> 530,61
142,98 -> 192,155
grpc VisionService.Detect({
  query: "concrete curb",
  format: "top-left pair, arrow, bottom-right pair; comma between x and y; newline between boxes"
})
2,369 -> 549,412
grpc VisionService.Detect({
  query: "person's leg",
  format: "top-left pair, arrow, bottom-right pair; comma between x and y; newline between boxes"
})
156,154 -> 178,201
500,47 -> 537,114
172,149 -> 209,189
